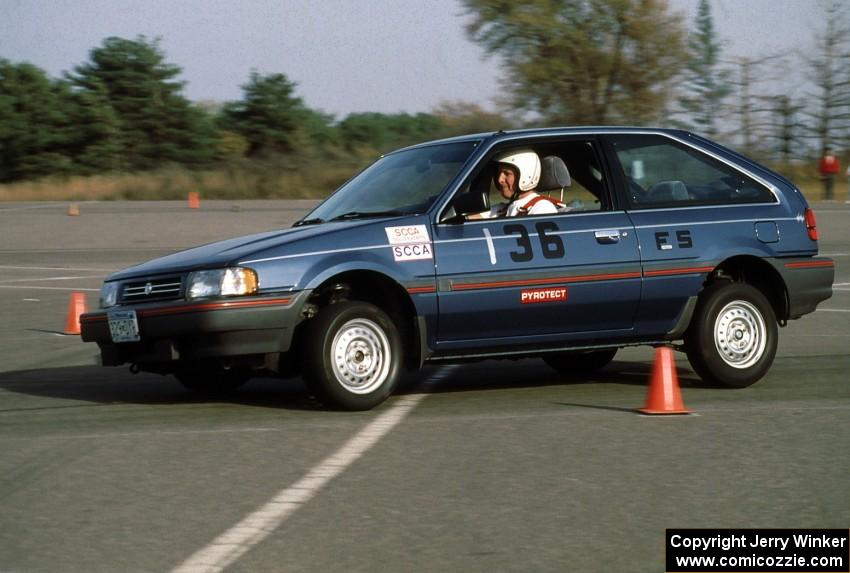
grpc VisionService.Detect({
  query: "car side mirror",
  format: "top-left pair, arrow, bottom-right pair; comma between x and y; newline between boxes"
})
442,190 -> 490,223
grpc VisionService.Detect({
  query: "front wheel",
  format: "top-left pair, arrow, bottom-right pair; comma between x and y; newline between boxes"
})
302,301 -> 402,411
684,282 -> 777,388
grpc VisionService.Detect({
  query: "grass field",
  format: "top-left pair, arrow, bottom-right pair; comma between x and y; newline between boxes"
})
0,162 -> 364,202
0,164 -> 846,204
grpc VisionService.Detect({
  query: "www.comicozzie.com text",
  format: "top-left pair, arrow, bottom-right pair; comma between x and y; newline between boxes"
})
670,532 -> 847,552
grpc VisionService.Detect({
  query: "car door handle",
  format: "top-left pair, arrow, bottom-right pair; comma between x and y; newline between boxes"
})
595,229 -> 621,244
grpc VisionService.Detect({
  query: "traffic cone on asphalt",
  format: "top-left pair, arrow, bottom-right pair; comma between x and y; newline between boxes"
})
187,191 -> 200,209
64,292 -> 87,335
637,346 -> 691,415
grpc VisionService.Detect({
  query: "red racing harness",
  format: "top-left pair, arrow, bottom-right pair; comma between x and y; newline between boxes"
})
515,195 -> 565,216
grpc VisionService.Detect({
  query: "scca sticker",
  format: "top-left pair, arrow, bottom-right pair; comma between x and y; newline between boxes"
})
392,243 -> 433,261
386,225 -> 433,262
385,225 -> 430,245
520,287 -> 568,304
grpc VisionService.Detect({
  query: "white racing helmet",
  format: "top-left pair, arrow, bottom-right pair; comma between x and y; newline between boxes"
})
494,149 -> 541,192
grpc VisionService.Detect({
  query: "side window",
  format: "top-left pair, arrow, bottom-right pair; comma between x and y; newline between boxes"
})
454,139 -> 611,220
611,134 -> 774,208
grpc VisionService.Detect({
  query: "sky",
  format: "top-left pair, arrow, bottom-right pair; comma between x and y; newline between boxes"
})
0,0 -> 821,119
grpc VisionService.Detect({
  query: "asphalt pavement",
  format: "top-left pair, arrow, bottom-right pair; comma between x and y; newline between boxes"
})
0,200 -> 848,572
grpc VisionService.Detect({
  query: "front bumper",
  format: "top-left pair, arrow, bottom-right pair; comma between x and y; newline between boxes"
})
80,291 -> 309,366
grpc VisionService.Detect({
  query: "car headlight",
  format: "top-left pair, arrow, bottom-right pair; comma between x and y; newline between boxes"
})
186,267 -> 259,299
99,281 -> 120,308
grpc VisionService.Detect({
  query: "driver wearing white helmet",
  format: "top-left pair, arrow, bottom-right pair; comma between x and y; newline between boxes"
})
469,149 -> 559,218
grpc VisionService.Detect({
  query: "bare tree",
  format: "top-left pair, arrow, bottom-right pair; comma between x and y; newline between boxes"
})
676,0 -> 730,138
724,54 -> 787,159
804,0 -> 850,154
768,95 -> 807,164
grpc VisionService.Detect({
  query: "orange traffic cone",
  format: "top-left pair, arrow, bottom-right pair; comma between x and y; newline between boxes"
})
64,292 -> 87,335
637,346 -> 691,415
187,191 -> 200,209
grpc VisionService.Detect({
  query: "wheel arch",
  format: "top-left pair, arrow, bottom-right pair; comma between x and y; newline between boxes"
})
705,255 -> 789,323
303,269 -> 423,370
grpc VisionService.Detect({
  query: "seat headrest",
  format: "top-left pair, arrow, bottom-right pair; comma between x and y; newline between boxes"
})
538,156 -> 571,191
648,180 -> 689,202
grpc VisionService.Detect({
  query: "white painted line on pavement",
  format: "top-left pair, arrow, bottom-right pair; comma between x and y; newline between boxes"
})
0,275 -> 104,284
171,366 -> 458,573
817,308 -> 850,312
792,333 -> 850,337
0,265 -> 115,272
0,203 -> 81,212
0,427 -> 298,442
0,285 -> 99,292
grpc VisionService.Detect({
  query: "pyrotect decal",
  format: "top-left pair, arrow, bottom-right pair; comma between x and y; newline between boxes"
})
385,225 -> 433,262
520,287 -> 568,304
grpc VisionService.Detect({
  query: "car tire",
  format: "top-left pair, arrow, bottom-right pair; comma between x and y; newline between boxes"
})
543,348 -> 618,374
302,301 -> 402,411
684,282 -> 777,388
174,365 -> 250,395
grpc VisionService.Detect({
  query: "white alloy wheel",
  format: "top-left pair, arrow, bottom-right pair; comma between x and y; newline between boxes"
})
303,301 -> 403,410
685,281 -> 777,388
713,300 -> 767,369
330,318 -> 391,394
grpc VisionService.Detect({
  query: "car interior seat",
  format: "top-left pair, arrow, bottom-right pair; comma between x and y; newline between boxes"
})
646,180 -> 689,203
538,155 -> 572,203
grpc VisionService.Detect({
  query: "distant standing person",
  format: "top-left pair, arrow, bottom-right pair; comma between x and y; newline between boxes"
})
818,147 -> 840,201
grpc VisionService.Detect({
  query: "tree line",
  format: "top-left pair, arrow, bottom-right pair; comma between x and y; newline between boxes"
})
0,36 -> 504,184
2,0 -> 849,186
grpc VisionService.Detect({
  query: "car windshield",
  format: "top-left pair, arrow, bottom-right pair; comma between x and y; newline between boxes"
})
301,141 -> 479,223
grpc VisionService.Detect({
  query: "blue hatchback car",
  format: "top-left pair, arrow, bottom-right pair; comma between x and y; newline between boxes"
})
81,128 -> 835,410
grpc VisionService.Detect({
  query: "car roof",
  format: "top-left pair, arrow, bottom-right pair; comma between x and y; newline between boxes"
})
394,126 -> 692,153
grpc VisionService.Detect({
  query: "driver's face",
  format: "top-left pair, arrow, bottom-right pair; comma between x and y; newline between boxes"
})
495,164 -> 517,199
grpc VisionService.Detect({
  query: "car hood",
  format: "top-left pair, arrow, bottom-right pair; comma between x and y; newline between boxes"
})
107,219 -> 389,281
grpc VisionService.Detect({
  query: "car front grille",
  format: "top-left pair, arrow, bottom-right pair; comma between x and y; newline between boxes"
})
120,276 -> 183,304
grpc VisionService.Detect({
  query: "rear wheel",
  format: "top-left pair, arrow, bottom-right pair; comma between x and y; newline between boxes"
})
684,282 -> 777,388
543,348 -> 618,375
302,301 -> 402,411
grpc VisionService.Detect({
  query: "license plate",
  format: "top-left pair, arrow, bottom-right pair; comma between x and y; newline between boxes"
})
108,310 -> 140,343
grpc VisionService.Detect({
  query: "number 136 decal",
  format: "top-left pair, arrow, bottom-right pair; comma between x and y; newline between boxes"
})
504,222 -> 565,262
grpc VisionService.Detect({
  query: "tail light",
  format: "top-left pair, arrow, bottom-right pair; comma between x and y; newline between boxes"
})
804,208 -> 818,241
